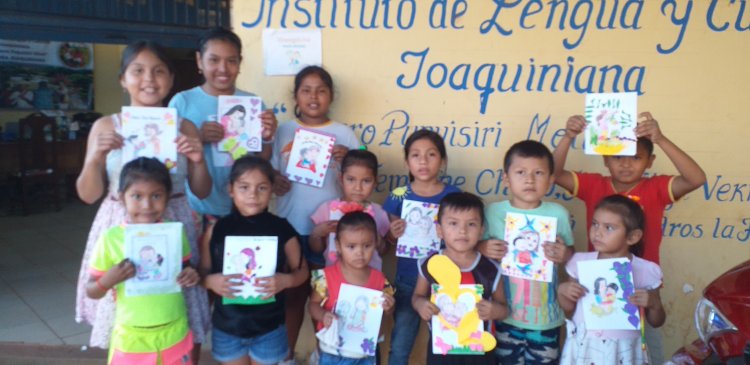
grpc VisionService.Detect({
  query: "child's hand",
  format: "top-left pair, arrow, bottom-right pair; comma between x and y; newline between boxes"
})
331,145 -> 349,164
204,273 -> 242,298
558,281 -> 587,303
382,293 -> 395,314
565,115 -> 587,138
635,111 -> 663,144
479,238 -> 508,260
322,311 -> 337,329
256,274 -> 291,299
629,289 -> 657,309
177,267 -> 199,287
389,219 -> 406,239
102,259 -> 136,288
175,134 -> 204,164
273,171 -> 291,196
312,221 -> 338,241
476,299 -> 506,321
93,130 -> 124,159
416,299 -> 440,321
259,109 -> 278,141
543,236 -> 568,264
200,120 -> 224,143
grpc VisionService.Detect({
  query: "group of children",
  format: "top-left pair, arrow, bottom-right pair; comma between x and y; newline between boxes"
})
75,26 -> 706,365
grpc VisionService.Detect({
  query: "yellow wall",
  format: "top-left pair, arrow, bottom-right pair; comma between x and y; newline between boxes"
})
0,43 -> 123,126
232,1 -> 750,362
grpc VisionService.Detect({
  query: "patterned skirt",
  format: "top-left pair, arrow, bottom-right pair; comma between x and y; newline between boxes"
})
74,194 -> 211,348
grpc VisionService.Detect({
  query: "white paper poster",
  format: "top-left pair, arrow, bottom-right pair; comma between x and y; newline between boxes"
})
263,29 -> 322,76
578,257 -> 641,330
222,236 -> 278,305
215,95 -> 263,166
124,222 -> 183,297
502,212 -> 557,282
284,128 -> 336,188
584,92 -> 638,156
120,106 -> 179,172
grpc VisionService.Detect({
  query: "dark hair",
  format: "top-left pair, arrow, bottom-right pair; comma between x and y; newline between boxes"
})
335,211 -> 377,238
224,104 -> 246,117
437,192 -> 485,225
503,140 -> 554,173
229,155 -> 275,186
594,195 -> 645,256
198,27 -> 243,56
637,137 -> 654,156
119,41 -> 175,78
593,277 -> 607,295
293,65 -> 334,117
607,283 -> 620,292
341,149 -> 378,177
404,129 -> 448,182
119,157 -> 172,196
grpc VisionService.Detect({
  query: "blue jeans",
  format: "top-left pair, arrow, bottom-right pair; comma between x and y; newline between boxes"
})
319,351 -> 375,365
387,275 -> 420,365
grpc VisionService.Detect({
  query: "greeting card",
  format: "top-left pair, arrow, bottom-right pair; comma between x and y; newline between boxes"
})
396,199 -> 440,259
215,95 -> 263,166
326,283 -> 384,357
124,222 -> 183,297
501,213 -> 557,282
578,257 -> 641,330
222,236 -> 278,305
584,92 -> 638,156
284,128 -> 336,188
120,106 -> 178,172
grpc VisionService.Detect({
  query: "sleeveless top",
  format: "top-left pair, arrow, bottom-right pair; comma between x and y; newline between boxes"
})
105,114 -> 187,195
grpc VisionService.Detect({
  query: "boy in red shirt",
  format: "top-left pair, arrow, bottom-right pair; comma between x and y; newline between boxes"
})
552,111 -> 706,363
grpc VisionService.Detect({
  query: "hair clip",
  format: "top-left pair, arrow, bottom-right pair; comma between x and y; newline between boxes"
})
358,145 -> 367,151
626,195 -> 641,203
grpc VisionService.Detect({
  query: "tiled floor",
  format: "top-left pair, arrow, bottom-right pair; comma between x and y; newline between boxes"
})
0,201 -> 97,346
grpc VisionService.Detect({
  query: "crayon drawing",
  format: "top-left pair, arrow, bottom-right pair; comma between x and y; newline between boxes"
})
333,283 -> 384,357
284,128 -> 336,188
584,92 -> 638,156
124,222 -> 183,297
502,212 -> 557,282
222,236 -> 278,305
578,257 -> 641,330
216,95 -> 263,166
396,199 -> 440,259
120,106 -> 178,172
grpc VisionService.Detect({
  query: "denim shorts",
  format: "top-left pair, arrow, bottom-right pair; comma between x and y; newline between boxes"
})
211,325 -> 289,364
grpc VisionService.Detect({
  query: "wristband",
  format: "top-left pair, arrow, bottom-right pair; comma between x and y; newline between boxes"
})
95,277 -> 110,292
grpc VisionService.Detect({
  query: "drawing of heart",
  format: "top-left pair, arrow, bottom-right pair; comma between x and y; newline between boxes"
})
327,146 -> 334,152
305,178 -> 313,184
319,173 -> 324,177
325,154 -> 331,160
251,108 -> 258,114
293,175 -> 302,182
322,164 -> 328,170
250,99 -> 260,106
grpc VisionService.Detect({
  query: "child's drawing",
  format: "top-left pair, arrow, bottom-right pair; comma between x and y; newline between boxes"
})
332,283 -> 384,357
578,258 -> 640,330
284,128 -> 336,188
396,200 -> 440,259
121,106 -> 178,172
124,222 -> 183,297
584,92 -> 638,156
427,255 -> 497,355
502,213 -> 557,282
222,236 -> 278,305
216,95 -> 263,166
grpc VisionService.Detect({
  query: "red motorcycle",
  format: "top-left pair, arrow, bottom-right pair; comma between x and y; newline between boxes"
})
668,259 -> 750,364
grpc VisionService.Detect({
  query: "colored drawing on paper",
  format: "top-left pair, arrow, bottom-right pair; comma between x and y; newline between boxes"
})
584,92 -> 638,156
222,236 -> 278,305
502,213 -> 557,282
215,95 -> 263,166
333,283 -> 384,357
120,106 -> 178,172
427,255 -> 497,355
124,222 -> 183,297
284,128 -> 336,188
578,257 -> 640,330
396,199 -> 440,259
